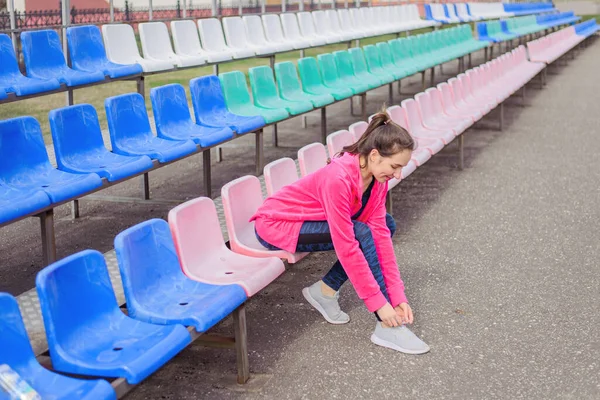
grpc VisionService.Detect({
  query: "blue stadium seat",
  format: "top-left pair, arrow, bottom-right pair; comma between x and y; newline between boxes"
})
67,25 -> 143,79
536,12 -> 580,28
476,22 -> 499,43
49,105 -> 154,182
36,250 -> 191,384
21,30 -> 105,87
0,116 -> 103,203
150,84 -> 235,147
105,93 -> 197,163
0,184 -> 50,225
0,293 -> 116,399
114,218 -> 248,332
575,18 -> 600,37
0,34 -> 61,96
189,75 -> 265,135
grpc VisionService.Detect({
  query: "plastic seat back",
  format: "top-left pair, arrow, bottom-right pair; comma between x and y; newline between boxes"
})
114,218 -> 195,316
67,25 -> 111,73
297,12 -> 318,38
243,15 -> 270,47
325,10 -> 344,34
189,74 -> 228,123
21,30 -> 68,76
221,175 -> 265,252
317,53 -> 342,85
363,45 -> 383,71
0,294 -> 119,399
425,87 -> 448,118
298,57 -> 323,89
401,99 -> 425,132
198,18 -> 228,52
219,71 -> 253,110
312,11 -> 329,36
348,48 -> 371,75
326,129 -> 354,158
262,14 -> 285,43
337,9 -> 355,33
375,42 -> 395,68
169,196 -> 233,276
281,13 -> 303,41
333,51 -> 356,80
36,250 -> 121,356
171,20 -> 203,56
387,105 -> 409,131
0,117 -> 54,183
264,157 -> 299,196
274,61 -> 302,98
298,142 -> 328,177
448,78 -> 466,104
139,22 -> 176,60
105,93 -> 154,146
248,65 -> 280,104
102,24 -> 142,65
349,121 -> 368,142
0,293 -> 41,376
150,83 -> 194,133
415,92 -> 436,123
49,104 -> 107,170
438,82 -> 458,111
222,17 -> 249,49
0,34 -> 24,80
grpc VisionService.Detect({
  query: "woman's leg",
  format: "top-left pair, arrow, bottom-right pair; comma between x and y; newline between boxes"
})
322,214 -> 396,294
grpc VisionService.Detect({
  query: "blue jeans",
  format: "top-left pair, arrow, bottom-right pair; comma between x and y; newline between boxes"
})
256,214 -> 396,308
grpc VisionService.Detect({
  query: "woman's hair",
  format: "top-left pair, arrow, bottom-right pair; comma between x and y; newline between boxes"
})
339,108 -> 415,162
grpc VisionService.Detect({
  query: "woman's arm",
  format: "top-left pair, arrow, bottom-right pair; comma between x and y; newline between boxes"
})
318,176 -> 389,313
365,189 -> 408,307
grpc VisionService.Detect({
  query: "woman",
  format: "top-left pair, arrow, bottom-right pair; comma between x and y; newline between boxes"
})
251,111 -> 429,354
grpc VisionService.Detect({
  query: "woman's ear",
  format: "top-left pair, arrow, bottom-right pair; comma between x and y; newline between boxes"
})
369,148 -> 380,163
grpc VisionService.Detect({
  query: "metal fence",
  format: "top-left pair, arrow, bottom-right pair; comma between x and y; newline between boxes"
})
0,1 -> 381,32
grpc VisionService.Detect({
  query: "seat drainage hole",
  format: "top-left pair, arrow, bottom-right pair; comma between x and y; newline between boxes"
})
113,347 -> 123,351
179,302 -> 189,306
99,165 -> 106,168
225,272 -> 233,275
41,185 -> 49,188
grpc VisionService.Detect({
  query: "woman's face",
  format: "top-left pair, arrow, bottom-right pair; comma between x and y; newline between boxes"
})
369,149 -> 412,183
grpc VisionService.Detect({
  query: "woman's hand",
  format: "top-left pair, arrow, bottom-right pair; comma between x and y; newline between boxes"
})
377,303 -> 404,327
394,303 -> 414,325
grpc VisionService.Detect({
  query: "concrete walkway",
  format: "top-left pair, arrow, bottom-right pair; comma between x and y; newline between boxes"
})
1,39 -> 599,399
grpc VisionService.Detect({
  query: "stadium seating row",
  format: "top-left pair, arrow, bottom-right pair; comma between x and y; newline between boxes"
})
1,18 -> 591,269
0,36 -> 567,397
0,5 -> 437,101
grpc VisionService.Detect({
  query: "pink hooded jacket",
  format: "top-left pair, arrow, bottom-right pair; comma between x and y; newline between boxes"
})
250,153 -> 407,313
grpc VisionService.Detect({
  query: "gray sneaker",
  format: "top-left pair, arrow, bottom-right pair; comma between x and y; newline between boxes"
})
370,322 -> 430,354
302,281 -> 350,324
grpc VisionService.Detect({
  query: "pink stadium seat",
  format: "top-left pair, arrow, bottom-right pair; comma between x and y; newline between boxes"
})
528,27 -> 582,64
437,82 -> 482,122
168,197 -> 285,297
326,129 -> 354,158
401,99 -> 456,145
465,68 -> 504,105
298,142 -> 328,177
387,105 -> 438,162
425,88 -> 475,131
415,92 -> 470,135
457,74 -> 495,113
349,121 -> 368,141
221,175 -> 307,263
448,78 -> 490,117
264,157 -> 299,196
